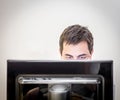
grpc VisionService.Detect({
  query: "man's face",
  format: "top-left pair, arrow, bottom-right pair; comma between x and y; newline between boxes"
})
61,41 -> 93,60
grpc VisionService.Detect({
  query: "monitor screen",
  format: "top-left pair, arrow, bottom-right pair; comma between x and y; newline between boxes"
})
7,60 -> 113,100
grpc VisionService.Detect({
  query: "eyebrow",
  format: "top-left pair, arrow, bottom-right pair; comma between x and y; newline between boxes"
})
77,54 -> 87,58
65,54 -> 87,57
65,54 -> 73,57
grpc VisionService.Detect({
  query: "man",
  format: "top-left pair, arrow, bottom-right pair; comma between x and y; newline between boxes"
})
59,24 -> 93,60
24,24 -> 94,100
59,24 -> 95,100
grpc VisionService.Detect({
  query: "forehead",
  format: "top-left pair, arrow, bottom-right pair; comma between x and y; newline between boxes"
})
62,41 -> 90,55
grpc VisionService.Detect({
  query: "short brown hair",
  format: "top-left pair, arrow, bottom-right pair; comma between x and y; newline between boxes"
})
59,24 -> 93,54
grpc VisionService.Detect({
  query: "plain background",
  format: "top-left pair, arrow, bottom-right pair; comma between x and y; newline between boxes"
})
0,0 -> 120,100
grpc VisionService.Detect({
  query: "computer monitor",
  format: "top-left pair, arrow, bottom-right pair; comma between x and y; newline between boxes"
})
7,60 -> 113,100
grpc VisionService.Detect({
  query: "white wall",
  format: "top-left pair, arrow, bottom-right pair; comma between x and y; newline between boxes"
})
0,0 -> 120,100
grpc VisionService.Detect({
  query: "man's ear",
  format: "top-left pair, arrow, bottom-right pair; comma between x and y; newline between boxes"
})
91,49 -> 94,55
59,48 -> 62,56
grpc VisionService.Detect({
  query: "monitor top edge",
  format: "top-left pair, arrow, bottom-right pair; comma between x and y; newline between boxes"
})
7,59 -> 113,63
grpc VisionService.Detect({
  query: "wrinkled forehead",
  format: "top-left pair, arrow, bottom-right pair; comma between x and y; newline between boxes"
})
62,41 -> 91,55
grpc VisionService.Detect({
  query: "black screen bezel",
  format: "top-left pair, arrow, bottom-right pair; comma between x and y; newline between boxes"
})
7,60 -> 113,100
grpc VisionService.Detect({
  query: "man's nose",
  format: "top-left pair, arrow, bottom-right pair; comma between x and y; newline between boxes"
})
73,57 -> 79,60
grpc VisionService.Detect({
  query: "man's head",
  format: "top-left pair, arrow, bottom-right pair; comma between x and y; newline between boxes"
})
59,24 -> 94,60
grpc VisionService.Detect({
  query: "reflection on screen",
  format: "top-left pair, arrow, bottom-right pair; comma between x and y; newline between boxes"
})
16,75 -> 104,100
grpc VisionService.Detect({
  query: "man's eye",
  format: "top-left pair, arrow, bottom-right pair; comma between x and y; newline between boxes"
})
79,56 -> 87,60
66,56 -> 73,59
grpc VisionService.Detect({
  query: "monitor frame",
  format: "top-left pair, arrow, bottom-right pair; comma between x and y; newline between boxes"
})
7,60 -> 113,100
